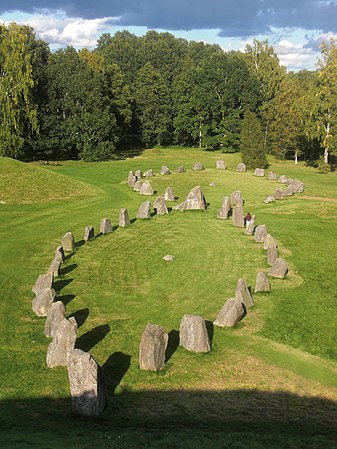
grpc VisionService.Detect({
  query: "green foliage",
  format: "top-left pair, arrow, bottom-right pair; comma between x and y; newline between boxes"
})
240,110 -> 268,168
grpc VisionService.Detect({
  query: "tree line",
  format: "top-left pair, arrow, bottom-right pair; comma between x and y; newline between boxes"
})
0,23 -> 336,170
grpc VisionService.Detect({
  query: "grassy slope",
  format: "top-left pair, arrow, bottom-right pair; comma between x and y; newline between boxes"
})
1,149 -> 337,448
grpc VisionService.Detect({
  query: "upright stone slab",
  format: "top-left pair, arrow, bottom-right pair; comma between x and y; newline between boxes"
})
55,246 -> 65,263
217,196 -> 231,220
174,165 -> 186,173
44,301 -> 66,338
32,288 -> 56,317
236,163 -> 246,172
127,171 -> 136,187
160,165 -> 170,175
275,188 -> 286,200
244,214 -> 256,235
133,180 -> 143,192
267,246 -> 279,266
84,225 -> 94,241
268,172 -> 277,180
269,258 -> 288,278
216,160 -> 226,170
62,232 -> 75,252
48,257 -> 61,277
136,201 -> 151,219
119,208 -> 130,227
255,272 -> 271,292
154,196 -> 168,215
192,162 -> 205,171
139,180 -> 154,196
100,218 -> 113,235
164,186 -> 175,201
291,179 -> 304,193
139,323 -> 168,371
278,175 -> 288,184
285,184 -> 295,196
67,349 -> 107,417
46,317 -> 77,368
254,224 -> 268,243
235,278 -> 254,309
254,168 -> 265,177
181,186 -> 207,211
143,169 -> 154,177
230,190 -> 243,206
214,299 -> 245,328
232,205 -> 245,227
264,195 -> 275,204
263,233 -> 278,249
179,315 -> 211,353
135,169 -> 142,180
32,273 -> 53,295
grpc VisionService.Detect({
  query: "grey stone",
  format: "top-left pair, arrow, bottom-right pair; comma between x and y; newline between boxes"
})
127,171 -> 136,187
139,323 -> 168,371
290,179 -> 304,193
46,317 -> 77,368
143,169 -> 154,177
61,232 -> 75,252
163,255 -> 175,261
119,208 -> 130,227
133,180 -> 143,192
216,160 -> 226,170
264,195 -> 276,204
55,246 -> 65,263
136,201 -> 151,219
268,172 -> 277,180
179,315 -> 211,353
235,278 -> 254,309
44,301 -> 66,338
100,218 -> 113,235
32,288 -> 56,317
254,168 -> 265,177
232,205 -> 245,227
135,169 -> 142,180
267,246 -> 279,266
67,349 -> 107,417
164,186 -> 175,201
236,163 -> 246,172
209,182 -> 216,187
255,272 -> 271,292
48,257 -> 61,277
285,184 -> 295,196
230,190 -> 244,206
217,196 -> 231,219
214,298 -> 245,327
139,180 -> 154,196
269,258 -> 288,278
278,175 -> 288,184
275,188 -> 286,200
263,233 -> 278,249
84,225 -> 94,241
32,273 -> 53,295
254,224 -> 268,243
160,165 -> 171,175
192,162 -> 205,171
154,196 -> 168,215
174,165 -> 186,173
172,202 -> 184,210
245,214 -> 256,235
181,186 -> 207,211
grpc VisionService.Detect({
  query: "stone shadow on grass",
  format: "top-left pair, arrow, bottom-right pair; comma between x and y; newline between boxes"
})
130,218 -> 137,224
205,320 -> 214,349
75,324 -> 110,352
165,329 -> 179,363
103,352 -> 131,393
59,264 -> 77,276
53,278 -> 73,293
58,294 -> 76,306
68,308 -> 89,328
75,240 -> 85,249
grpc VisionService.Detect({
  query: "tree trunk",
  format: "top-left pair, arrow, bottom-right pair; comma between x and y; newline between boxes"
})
324,120 -> 330,164
199,119 -> 202,148
324,146 -> 329,164
294,150 -> 298,165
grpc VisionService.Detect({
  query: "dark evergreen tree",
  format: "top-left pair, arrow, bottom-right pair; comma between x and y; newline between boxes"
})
240,111 -> 268,168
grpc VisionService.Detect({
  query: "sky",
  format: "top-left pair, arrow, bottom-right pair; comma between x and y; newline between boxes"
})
1,1 -> 337,72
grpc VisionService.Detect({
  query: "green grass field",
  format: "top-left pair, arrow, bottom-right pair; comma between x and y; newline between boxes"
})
1,149 -> 337,448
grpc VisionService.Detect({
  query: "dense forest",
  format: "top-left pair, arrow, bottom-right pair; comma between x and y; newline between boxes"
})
0,23 -> 336,170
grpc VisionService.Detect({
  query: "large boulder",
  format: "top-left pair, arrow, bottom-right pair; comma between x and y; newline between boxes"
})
160,166 -> 171,175
230,190 -> 244,206
133,180 -> 143,192
235,278 -> 254,309
263,233 -> 278,249
136,201 -> 151,219
274,188 -> 286,200
174,165 -> 186,173
179,315 -> 211,353
264,195 -> 275,204
100,218 -> 113,235
268,172 -> 277,180
254,168 -> 265,177
44,301 -> 66,338
32,273 -> 53,295
244,214 -> 256,236
67,349 -> 107,417
216,160 -> 226,170
269,258 -> 288,278
55,246 -> 65,263
127,171 -> 136,187
232,205 -> 245,227
62,232 -> 75,252
48,257 -> 61,277
214,299 -> 245,327
135,169 -> 142,180
154,196 -> 168,215
139,323 -> 168,371
236,163 -> 246,172
290,179 -> 304,193
119,208 -> 130,227
46,317 -> 77,368
32,288 -> 56,317
143,169 -> 154,177
255,272 -> 271,292
285,184 -> 295,196
192,162 -> 205,171
254,224 -> 268,243
139,180 -> 154,196
84,225 -> 94,241
164,186 -> 175,201
278,175 -> 288,184
181,186 -> 207,211
267,246 -> 279,266
217,196 -> 231,220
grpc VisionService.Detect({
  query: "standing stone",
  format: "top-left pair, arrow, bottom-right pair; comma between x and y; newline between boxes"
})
255,272 -> 271,292
139,323 -> 168,371
278,175 -> 288,184
55,246 -> 65,263
269,258 -> 288,278
154,196 -> 168,215
32,273 -> 53,295
46,317 -> 77,368
236,163 -> 246,172
291,179 -> 304,193
267,246 -> 279,266
216,160 -> 226,170
214,298 -> 245,328
179,315 -> 211,353
119,208 -> 130,227
232,204 -> 245,227
133,180 -> 143,192
62,232 -> 75,252
135,169 -> 142,180
217,196 -> 231,219
164,186 -> 175,201
275,188 -> 286,200
268,172 -> 277,180
32,288 -> 56,317
84,225 -> 94,241
235,278 -> 254,309
143,169 -> 154,177
127,171 -> 136,187
254,224 -> 268,243
245,214 -> 256,235
174,165 -> 186,173
48,257 -> 61,277
285,184 -> 295,196
230,190 -> 244,206
136,201 -> 151,219
67,349 -> 107,417
264,195 -> 276,204
181,186 -> 207,211
139,180 -> 154,196
263,234 -> 278,249
100,218 -> 113,235
44,301 -> 66,338
192,162 -> 205,171
254,168 -> 265,177
160,166 -> 171,175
